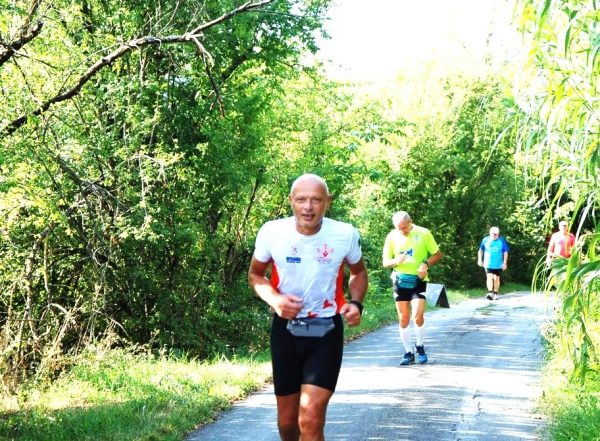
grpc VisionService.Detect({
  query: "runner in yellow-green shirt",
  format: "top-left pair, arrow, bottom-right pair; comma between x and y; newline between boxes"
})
382,211 -> 442,365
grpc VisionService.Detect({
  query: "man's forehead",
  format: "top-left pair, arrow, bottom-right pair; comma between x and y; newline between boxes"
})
292,182 -> 326,194
292,188 -> 326,197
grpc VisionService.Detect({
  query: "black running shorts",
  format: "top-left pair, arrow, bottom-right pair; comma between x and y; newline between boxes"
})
485,268 -> 502,276
393,276 -> 427,302
270,313 -> 344,396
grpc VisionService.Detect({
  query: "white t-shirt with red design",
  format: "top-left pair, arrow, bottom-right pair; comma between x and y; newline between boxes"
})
253,216 -> 363,318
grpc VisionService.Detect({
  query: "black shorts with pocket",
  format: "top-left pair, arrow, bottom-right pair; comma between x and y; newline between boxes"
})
270,313 -> 344,396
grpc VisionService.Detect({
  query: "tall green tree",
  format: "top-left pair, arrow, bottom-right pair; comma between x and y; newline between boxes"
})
512,0 -> 600,385
0,0 -> 335,388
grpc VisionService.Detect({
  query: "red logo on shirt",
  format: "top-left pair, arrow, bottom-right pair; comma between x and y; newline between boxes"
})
317,243 -> 334,263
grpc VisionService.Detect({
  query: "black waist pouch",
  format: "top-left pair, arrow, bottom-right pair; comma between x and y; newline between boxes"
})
286,317 -> 336,337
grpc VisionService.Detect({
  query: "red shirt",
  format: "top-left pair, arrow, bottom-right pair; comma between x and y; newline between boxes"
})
548,231 -> 575,258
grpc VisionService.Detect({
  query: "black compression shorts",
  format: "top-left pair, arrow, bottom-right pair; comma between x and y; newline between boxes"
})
393,276 -> 427,302
270,313 -> 344,396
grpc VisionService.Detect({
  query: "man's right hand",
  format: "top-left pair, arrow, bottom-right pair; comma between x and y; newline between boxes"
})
396,253 -> 407,265
272,294 -> 304,320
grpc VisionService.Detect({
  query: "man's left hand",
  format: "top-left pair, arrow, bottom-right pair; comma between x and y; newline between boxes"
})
341,302 -> 362,327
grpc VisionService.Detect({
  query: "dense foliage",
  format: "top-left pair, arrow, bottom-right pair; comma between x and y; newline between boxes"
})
512,0 -> 600,438
0,0 -> 548,395
0,0 -> 336,390
514,0 -> 600,383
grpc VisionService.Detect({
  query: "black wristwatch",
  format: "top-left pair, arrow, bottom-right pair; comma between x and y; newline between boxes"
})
349,300 -> 364,316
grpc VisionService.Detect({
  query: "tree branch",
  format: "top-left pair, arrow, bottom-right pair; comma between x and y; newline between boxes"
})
1,0 -> 273,137
0,0 -> 43,67
0,21 -> 44,67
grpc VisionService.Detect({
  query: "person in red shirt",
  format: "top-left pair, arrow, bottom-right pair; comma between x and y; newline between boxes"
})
547,220 -> 576,261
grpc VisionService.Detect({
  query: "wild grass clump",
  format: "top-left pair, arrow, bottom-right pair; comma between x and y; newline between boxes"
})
540,387 -> 600,441
537,314 -> 600,441
0,341 -> 272,441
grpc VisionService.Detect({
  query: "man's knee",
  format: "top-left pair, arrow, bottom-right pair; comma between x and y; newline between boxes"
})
298,417 -> 324,438
298,406 -> 326,437
297,385 -> 332,437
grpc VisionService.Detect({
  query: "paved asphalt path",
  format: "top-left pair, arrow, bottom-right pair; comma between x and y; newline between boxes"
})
187,291 -> 550,440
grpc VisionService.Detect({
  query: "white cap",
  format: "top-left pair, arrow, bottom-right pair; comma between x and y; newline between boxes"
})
490,227 -> 499,235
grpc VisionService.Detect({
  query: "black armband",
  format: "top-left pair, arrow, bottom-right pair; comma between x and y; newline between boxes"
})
349,300 -> 364,316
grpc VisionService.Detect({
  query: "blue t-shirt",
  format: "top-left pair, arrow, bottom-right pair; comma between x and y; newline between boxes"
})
480,236 -> 509,269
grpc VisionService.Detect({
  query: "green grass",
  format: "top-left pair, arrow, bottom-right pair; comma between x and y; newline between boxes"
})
0,282 -> 532,441
535,317 -> 600,441
538,381 -> 600,441
0,347 -> 274,441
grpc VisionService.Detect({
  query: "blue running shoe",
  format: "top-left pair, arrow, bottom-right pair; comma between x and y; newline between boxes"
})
415,345 -> 428,364
400,352 -> 415,365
